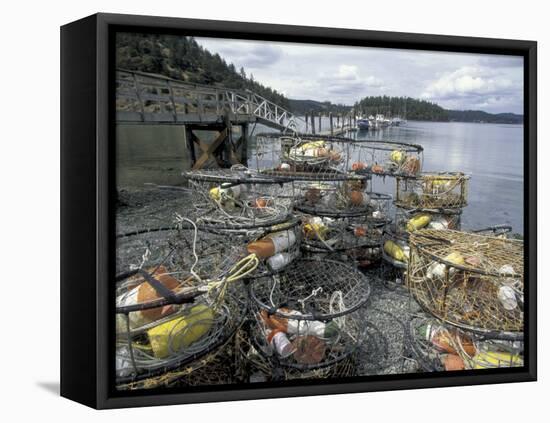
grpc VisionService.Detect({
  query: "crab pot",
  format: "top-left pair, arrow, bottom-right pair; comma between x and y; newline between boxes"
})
248,258 -> 370,373
349,140 -> 423,177
235,327 -> 359,382
408,315 -> 524,372
116,226 -> 251,285
254,133 -> 358,180
182,168 -> 294,230
395,172 -> 470,210
407,229 -> 524,337
299,214 -> 388,268
394,206 -> 462,235
115,226 -> 258,388
381,230 -> 410,269
115,281 -> 248,388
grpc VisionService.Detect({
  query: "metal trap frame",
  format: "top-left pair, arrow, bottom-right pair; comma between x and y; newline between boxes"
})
350,140 -> 424,178
394,206 -> 462,235
182,168 -> 293,230
292,179 -> 392,220
115,281 -> 248,387
299,214 -> 387,268
407,315 -> 524,372
254,132 -> 365,181
235,326 -> 359,382
247,258 -> 370,371
395,172 -> 470,210
114,225 -> 259,387
407,229 -> 524,338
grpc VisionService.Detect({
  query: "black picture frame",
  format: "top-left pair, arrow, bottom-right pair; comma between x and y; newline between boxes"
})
60,12 -> 537,409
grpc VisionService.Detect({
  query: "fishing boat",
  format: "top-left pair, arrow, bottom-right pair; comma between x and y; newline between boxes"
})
357,118 -> 370,130
369,114 -> 390,130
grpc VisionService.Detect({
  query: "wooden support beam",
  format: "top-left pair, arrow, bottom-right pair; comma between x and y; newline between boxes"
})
240,124 -> 249,165
329,112 -> 333,135
191,127 -> 229,170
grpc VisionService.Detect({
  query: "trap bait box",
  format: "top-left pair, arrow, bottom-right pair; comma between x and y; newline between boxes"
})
61,12 -> 537,409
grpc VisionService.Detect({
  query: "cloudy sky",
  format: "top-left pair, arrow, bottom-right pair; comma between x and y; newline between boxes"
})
197,37 -> 523,114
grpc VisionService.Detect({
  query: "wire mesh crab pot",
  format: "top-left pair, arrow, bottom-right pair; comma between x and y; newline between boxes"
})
408,315 -> 524,372
299,215 -> 387,268
395,172 -> 470,210
235,326 -> 359,382
253,132 -> 362,181
394,206 -> 462,235
114,226 -> 260,387
349,140 -> 424,178
407,229 -> 524,338
293,178 -> 393,219
115,280 -> 248,388
248,258 -> 370,372
182,168 -> 293,230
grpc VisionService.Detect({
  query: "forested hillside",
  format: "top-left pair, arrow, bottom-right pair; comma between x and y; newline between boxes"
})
116,33 -> 290,109
354,96 -> 449,121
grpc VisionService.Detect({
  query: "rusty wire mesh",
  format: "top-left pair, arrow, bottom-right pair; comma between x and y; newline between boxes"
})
407,229 -> 524,337
394,206 -> 462,235
253,133 -> 366,181
408,315 -> 523,372
395,172 -> 470,210
350,140 -> 424,178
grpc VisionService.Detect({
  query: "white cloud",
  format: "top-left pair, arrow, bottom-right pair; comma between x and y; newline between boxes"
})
422,66 -> 517,98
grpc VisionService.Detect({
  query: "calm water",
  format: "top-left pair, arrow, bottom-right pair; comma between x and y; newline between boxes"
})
350,121 -> 524,234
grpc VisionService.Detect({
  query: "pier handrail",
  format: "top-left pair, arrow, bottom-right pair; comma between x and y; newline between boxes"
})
116,69 -> 303,131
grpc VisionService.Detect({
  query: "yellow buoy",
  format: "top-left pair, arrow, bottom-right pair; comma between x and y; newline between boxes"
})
390,150 -> 406,164
209,186 -> 221,202
473,350 -> 523,369
406,214 -> 432,232
384,240 -> 408,262
147,304 -> 215,359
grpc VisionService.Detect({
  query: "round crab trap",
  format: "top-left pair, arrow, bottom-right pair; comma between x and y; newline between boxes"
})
349,140 -> 424,178
114,225 -> 260,386
235,326 -> 359,382
248,258 -> 371,371
300,215 -> 385,268
408,315 -> 523,372
181,168 -> 293,230
254,133 -> 363,181
293,178 -> 392,220
382,230 -> 410,269
407,229 -> 524,339
394,206 -> 462,235
115,280 -> 248,387
395,172 -> 470,210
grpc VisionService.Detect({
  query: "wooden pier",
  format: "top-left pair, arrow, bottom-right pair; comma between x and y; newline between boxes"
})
116,69 -> 357,169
